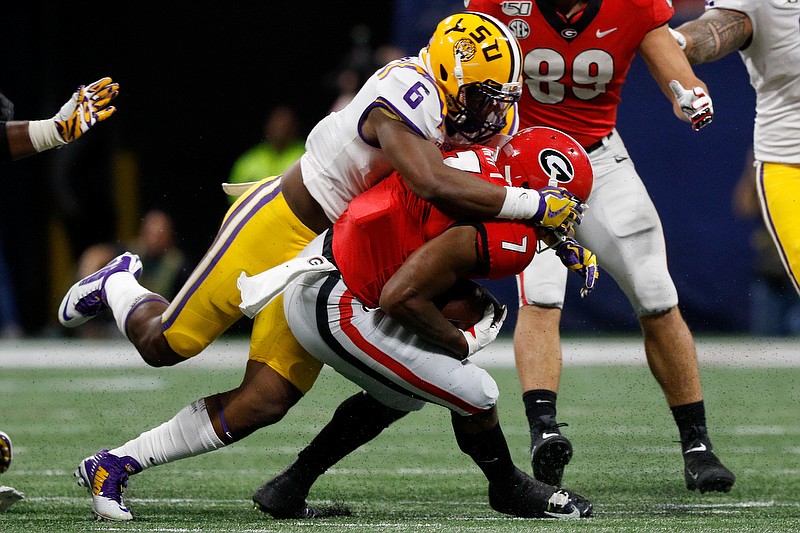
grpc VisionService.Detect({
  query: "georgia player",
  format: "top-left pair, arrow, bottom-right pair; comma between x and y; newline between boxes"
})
465,0 -> 735,494
246,126 -> 598,520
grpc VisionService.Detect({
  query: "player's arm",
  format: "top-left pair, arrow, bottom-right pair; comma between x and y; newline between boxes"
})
639,24 -> 714,131
365,109 -> 578,226
368,109 -> 506,215
380,225 -> 503,359
672,9 -> 753,65
4,77 -> 119,163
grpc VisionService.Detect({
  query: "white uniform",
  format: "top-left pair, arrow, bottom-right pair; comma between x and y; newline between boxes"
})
302,54 -> 519,223
518,130 -> 676,315
301,55 -> 448,223
708,0 -> 800,164
707,0 -> 800,295
284,234 -> 500,415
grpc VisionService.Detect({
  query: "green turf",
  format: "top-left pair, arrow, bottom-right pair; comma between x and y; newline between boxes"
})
1,352 -> 799,532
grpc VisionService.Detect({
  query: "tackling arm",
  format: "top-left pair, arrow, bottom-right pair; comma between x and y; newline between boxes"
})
673,9 -> 753,66
368,110 -> 584,227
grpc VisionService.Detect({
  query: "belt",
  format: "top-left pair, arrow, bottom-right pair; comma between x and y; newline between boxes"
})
584,132 -> 613,154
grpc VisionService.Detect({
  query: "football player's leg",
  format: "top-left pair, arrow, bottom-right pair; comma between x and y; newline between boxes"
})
253,390 -> 407,519
579,152 -> 734,493
757,162 -> 800,296
514,251 -> 573,485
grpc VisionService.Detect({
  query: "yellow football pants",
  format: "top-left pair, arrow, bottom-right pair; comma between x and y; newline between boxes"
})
756,162 -> 800,296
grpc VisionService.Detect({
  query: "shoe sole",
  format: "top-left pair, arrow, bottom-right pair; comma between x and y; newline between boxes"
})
686,474 -> 735,493
532,435 -> 573,486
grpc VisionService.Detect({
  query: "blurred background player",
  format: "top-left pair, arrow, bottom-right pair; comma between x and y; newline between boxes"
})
672,0 -> 800,300
56,13 -> 585,521
226,105 -> 306,204
0,76 -> 118,512
464,0 -> 735,493
70,209 -> 190,338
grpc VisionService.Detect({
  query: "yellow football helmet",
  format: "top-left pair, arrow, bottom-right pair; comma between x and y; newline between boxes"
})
420,12 -> 523,143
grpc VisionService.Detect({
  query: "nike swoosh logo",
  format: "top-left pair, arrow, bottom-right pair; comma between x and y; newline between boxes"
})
544,507 -> 580,519
535,399 -> 552,404
684,442 -> 707,454
614,156 -> 628,163
596,28 -> 618,38
61,287 -> 76,322
542,432 -> 561,440
687,468 -> 700,480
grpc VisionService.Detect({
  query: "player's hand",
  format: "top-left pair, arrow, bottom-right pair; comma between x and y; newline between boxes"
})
54,77 -> 120,143
461,302 -> 507,358
555,237 -> 599,298
533,186 -> 585,234
669,80 -> 713,131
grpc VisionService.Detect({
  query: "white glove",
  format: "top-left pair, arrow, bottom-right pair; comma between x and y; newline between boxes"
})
668,80 -> 713,131
461,303 -> 507,358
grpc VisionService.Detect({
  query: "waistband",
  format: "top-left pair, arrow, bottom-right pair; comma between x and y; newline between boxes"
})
584,131 -> 614,154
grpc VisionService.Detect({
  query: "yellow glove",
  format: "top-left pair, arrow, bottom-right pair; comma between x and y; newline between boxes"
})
534,186 -> 585,234
555,237 -> 599,298
54,77 -> 120,142
28,77 -> 120,152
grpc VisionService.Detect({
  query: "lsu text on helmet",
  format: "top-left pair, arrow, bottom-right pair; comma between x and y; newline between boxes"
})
421,12 -> 523,144
496,126 -> 594,202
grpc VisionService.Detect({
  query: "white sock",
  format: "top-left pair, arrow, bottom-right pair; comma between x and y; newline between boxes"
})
110,398 -> 226,471
104,272 -> 155,337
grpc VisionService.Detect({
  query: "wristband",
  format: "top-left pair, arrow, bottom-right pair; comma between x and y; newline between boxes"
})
498,186 -> 541,219
28,119 -> 66,152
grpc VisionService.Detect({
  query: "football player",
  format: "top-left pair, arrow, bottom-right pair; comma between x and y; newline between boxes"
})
250,126 -> 597,519
672,2 -> 800,297
57,13 -> 585,521
0,78 -> 118,163
464,0 -> 735,493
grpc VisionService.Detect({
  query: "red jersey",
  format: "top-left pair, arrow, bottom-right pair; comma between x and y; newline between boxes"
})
466,0 -> 673,147
332,146 -> 538,307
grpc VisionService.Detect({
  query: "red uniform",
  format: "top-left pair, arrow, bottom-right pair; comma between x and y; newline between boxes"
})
333,145 -> 538,307
467,0 -> 672,147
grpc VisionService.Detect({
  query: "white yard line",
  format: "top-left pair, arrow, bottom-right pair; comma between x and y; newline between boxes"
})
0,336 -> 798,368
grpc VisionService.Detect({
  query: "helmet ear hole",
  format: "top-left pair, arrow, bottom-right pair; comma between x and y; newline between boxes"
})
439,65 -> 449,83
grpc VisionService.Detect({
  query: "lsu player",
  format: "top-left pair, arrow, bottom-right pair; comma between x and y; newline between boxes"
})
673,1 -> 800,297
464,0 -> 735,493
251,126 -> 597,519
58,13 -> 585,521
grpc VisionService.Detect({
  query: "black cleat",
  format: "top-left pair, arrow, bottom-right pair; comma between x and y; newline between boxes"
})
530,417 -> 573,486
253,464 -> 351,519
488,467 -> 592,519
683,443 -> 736,493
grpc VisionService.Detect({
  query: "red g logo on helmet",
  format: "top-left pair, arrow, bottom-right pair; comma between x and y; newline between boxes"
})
497,126 -> 594,202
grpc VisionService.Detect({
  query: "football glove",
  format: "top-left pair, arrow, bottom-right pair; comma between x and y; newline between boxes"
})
462,302 -> 507,358
668,80 -> 713,131
555,237 -> 599,298
54,77 -> 120,142
534,186 -> 585,234
28,77 -> 120,152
